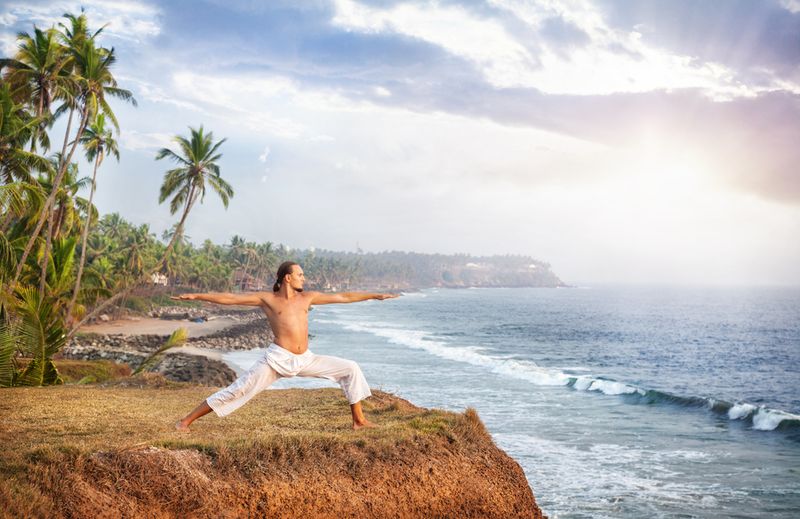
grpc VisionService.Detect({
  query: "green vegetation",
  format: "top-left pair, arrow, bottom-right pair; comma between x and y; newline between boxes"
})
15,358 -> 131,384
0,13 -> 234,387
0,10 -> 562,388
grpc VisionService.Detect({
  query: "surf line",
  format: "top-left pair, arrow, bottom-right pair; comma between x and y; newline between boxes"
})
315,317 -> 800,433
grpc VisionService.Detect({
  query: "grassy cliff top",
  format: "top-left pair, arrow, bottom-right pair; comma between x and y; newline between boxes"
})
0,378 -> 544,518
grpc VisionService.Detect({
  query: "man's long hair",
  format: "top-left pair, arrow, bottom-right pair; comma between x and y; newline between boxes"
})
273,261 -> 299,292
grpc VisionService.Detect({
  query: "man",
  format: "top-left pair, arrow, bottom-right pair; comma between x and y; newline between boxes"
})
173,261 -> 399,431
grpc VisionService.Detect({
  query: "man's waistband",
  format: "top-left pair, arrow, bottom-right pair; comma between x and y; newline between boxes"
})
268,343 -> 311,356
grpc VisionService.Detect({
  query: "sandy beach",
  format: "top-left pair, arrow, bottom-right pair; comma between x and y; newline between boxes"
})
80,317 -> 241,338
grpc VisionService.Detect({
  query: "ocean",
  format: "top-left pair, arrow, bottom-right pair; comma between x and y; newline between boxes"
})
223,285 -> 800,518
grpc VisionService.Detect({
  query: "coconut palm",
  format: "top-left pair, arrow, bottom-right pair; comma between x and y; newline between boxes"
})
0,82 -> 50,183
67,112 -> 118,321
120,223 -> 155,279
53,12 -> 105,164
11,35 -> 135,290
34,154 -> 89,297
67,126 -> 233,338
1,26 -> 71,152
156,126 -> 233,264
98,211 -> 127,241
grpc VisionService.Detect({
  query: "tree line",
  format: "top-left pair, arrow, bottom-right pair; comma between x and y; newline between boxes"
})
0,12 -> 233,386
0,11 -> 563,388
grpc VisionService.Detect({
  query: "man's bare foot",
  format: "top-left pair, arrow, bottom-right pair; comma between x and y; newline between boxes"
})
175,420 -> 190,432
352,419 -> 378,430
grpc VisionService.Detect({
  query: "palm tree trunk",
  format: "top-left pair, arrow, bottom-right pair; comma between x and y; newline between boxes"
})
38,213 -> 54,299
30,90 -> 45,153
52,205 -> 64,239
65,184 -> 199,340
162,184 -> 197,269
60,107 -> 75,158
242,254 -> 251,291
11,104 -> 89,291
66,152 -> 101,323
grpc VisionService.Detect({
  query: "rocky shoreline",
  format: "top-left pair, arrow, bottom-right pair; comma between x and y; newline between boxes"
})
63,308 -> 273,386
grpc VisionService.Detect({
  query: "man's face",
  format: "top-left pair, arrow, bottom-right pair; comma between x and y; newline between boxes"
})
287,266 -> 305,292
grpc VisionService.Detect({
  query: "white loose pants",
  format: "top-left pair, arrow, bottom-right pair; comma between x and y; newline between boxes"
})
206,343 -> 372,417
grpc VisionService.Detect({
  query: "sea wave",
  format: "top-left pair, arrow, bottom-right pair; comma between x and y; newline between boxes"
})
323,317 -> 800,433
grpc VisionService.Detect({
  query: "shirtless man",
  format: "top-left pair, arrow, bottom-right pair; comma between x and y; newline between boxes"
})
173,261 -> 399,431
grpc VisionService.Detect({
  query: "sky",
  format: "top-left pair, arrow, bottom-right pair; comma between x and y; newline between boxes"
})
2,0 -> 799,286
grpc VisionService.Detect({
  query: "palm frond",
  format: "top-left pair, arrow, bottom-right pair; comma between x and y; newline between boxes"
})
132,327 -> 188,375
0,320 -> 17,387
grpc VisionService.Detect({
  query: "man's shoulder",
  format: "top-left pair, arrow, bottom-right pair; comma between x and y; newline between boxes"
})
302,290 -> 324,303
254,291 -> 275,302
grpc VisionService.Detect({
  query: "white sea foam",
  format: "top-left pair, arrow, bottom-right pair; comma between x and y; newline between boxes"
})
752,408 -> 800,431
573,376 -> 593,391
333,319 -> 572,386
586,379 -> 643,396
400,291 -> 427,297
728,403 -> 757,420
329,319 -> 652,397
493,433 -> 732,517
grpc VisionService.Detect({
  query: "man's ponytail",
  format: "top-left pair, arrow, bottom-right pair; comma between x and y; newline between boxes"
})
273,261 -> 299,292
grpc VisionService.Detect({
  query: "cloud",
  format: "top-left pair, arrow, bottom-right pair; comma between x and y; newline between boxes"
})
594,0 -> 800,79
332,0 -> 537,89
118,76 -> 205,112
0,0 -> 161,43
258,146 -> 271,163
328,0 -> 792,100
119,130 -> 173,151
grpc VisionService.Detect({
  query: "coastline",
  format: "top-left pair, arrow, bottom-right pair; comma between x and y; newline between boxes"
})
65,307 -> 270,385
79,316 -> 242,337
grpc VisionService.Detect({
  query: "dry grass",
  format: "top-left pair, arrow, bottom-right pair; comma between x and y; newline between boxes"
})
14,358 -> 132,384
0,380 -> 542,518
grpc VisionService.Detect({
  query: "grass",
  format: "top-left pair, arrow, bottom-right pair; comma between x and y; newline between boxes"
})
0,379 -> 513,518
0,383 -> 473,462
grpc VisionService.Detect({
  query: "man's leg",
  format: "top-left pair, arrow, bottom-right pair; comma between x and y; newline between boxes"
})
175,401 -> 213,431
350,401 -> 374,430
176,359 -> 281,431
296,354 -> 376,429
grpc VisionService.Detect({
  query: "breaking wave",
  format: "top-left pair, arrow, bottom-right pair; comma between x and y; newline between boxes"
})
316,317 -> 800,433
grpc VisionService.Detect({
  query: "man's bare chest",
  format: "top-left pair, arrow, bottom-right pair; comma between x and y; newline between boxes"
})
264,304 -> 309,324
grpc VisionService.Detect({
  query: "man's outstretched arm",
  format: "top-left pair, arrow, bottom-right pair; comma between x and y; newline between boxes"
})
309,291 -> 400,305
171,292 -> 265,306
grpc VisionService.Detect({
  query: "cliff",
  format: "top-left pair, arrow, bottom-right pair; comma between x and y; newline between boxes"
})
0,380 -> 545,518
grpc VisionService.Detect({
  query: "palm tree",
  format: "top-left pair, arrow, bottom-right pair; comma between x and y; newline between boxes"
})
156,126 -> 233,264
0,82 -> 50,236
67,112 -> 118,321
11,34 -> 135,290
64,127 -> 234,338
120,224 -> 154,279
0,82 -> 50,184
53,12 -> 103,163
1,26 -> 71,152
34,154 -> 89,297
98,211 -> 126,241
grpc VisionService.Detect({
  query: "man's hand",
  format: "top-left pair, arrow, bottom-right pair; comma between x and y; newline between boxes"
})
171,294 -> 197,301
375,293 -> 400,300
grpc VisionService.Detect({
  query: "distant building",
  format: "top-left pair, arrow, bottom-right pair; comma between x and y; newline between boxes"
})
150,272 -> 168,286
232,269 -> 268,291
